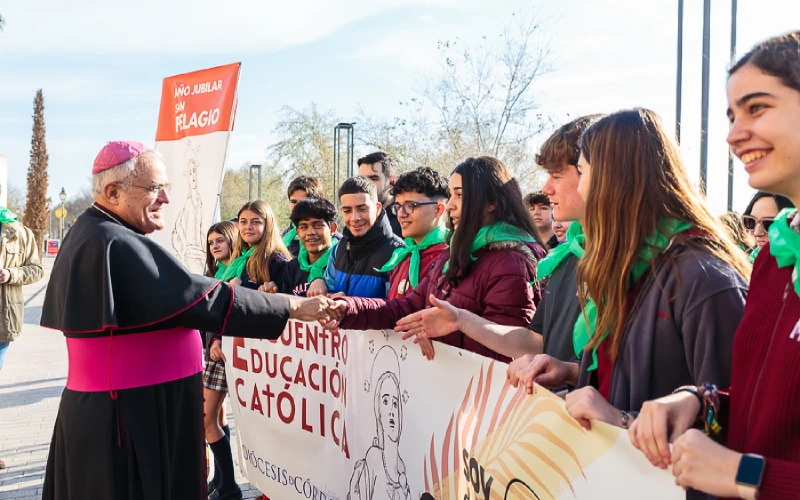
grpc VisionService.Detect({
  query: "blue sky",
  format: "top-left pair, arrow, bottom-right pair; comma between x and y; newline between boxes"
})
1,0 -> 798,214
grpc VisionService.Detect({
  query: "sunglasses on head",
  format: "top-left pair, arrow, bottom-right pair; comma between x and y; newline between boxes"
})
741,215 -> 775,232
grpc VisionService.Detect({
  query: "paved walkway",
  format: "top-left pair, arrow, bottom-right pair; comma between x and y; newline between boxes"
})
0,257 -> 263,499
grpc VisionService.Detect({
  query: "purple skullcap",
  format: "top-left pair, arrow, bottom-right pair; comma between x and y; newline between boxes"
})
92,141 -> 148,174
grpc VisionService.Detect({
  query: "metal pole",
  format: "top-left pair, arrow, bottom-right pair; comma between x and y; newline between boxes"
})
676,0 -> 684,143
727,0 -> 738,211
248,164 -> 263,201
257,165 -> 262,201
699,0 -> 711,195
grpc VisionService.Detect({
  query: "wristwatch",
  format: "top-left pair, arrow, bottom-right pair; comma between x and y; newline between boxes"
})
735,454 -> 765,500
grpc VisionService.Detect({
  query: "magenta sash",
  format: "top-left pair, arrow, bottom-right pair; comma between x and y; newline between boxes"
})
65,327 -> 204,392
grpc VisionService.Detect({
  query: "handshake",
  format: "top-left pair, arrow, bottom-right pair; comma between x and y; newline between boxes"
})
287,294 -> 347,327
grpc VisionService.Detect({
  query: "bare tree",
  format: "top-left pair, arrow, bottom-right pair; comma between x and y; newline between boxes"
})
23,89 -> 49,255
62,186 -> 94,225
416,10 -> 552,189
268,103 -> 337,184
219,162 -> 289,229
6,184 -> 25,215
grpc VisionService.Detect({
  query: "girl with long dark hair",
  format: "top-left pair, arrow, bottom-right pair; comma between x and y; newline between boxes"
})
325,156 -> 546,362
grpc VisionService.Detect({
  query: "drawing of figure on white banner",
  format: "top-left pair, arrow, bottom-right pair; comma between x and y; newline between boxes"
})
172,139 -> 205,273
349,345 -> 411,500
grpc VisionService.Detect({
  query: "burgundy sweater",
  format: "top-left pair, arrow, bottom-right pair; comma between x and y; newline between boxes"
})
386,242 -> 448,300
723,244 -> 800,499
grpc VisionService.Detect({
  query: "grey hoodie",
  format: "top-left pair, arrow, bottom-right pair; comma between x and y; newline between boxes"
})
576,244 -> 747,413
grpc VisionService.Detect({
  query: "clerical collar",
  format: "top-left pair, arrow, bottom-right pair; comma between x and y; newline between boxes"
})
92,203 -> 146,235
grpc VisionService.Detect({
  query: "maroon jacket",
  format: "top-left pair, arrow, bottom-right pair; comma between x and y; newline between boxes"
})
338,241 -> 546,362
387,242 -> 448,300
721,244 -> 800,500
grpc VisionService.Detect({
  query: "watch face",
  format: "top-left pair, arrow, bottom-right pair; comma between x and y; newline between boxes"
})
736,454 -> 765,487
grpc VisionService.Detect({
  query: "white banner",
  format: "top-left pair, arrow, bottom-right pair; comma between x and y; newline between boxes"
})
152,63 -> 240,274
223,322 -> 683,500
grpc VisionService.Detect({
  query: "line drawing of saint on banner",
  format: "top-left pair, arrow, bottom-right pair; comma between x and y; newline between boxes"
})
348,345 -> 411,500
172,140 -> 205,274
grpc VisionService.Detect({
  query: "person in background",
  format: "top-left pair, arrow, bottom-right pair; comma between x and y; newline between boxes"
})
0,197 -> 44,470
201,221 -> 238,499
379,167 -> 449,300
272,197 -> 340,296
630,30 -> 800,500
525,191 -> 558,249
326,156 -> 546,363
282,176 -> 324,257
397,116 -> 600,368
719,211 -> 754,252
358,152 -> 402,238
741,191 -> 794,262
552,219 -> 571,245
312,176 -> 404,298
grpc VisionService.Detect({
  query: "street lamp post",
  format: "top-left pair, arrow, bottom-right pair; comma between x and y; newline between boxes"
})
59,187 -> 67,240
249,164 -> 262,201
45,198 -> 52,240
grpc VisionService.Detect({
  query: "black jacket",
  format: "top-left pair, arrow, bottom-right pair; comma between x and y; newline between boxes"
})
327,210 -> 404,298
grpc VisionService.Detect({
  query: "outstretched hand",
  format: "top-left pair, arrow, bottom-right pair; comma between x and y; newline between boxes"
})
395,295 -> 460,342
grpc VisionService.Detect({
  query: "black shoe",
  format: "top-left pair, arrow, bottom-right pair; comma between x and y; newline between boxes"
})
208,485 -> 242,500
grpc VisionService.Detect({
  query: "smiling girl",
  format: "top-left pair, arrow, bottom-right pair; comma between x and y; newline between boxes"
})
630,31 -> 800,500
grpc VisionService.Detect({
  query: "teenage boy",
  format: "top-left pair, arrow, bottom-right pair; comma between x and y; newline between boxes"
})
525,191 -> 558,249
357,152 -> 403,238
397,115 -> 603,371
377,167 -> 449,300
282,176 -> 324,257
310,176 -> 404,298
275,198 -> 340,296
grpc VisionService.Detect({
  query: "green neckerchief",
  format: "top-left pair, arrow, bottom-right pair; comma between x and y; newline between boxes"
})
537,221 -> 585,279
214,261 -> 229,280
749,245 -> 760,264
768,208 -> 800,299
299,244 -> 333,283
282,224 -> 297,248
0,206 -> 17,224
442,222 -> 535,274
377,225 -> 447,289
578,218 -> 694,371
216,246 -> 256,283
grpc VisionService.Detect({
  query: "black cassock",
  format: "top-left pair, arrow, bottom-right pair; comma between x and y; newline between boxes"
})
41,204 -> 290,500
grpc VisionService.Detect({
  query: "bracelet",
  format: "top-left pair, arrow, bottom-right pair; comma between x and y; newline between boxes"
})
620,410 -> 633,429
697,383 -> 722,436
673,386 -> 704,415
673,384 -> 721,436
